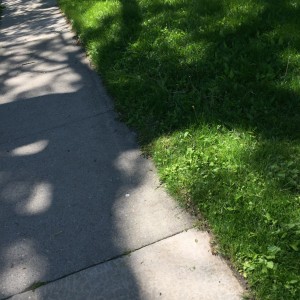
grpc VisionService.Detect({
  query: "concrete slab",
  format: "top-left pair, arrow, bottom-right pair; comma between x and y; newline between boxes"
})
0,1 -> 194,297
0,31 -> 112,144
0,114 -> 192,297
11,229 -> 244,300
0,0 -> 69,43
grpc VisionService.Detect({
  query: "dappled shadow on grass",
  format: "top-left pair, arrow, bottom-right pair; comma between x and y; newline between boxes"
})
105,0 -> 300,141
64,0 -> 300,140
58,0 -> 300,298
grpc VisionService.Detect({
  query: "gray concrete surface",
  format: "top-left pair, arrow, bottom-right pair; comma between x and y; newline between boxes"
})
0,0 -> 244,299
11,229 -> 243,300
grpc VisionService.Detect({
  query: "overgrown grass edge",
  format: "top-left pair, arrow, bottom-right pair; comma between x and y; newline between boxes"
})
57,0 -> 300,299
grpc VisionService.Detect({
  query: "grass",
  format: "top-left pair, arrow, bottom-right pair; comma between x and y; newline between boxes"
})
57,0 -> 300,298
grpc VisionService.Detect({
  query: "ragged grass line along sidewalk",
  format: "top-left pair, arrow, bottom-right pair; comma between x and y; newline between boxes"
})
58,0 -> 300,299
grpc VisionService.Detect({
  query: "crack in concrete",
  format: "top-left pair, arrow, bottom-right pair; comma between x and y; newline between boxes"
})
4,227 -> 195,300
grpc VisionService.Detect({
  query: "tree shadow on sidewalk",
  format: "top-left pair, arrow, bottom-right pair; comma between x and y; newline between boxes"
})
0,2 -> 146,296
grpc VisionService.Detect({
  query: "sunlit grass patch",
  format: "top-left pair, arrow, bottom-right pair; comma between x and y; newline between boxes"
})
58,0 -> 300,298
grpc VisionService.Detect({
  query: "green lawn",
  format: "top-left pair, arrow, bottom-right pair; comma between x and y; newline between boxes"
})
58,0 -> 300,298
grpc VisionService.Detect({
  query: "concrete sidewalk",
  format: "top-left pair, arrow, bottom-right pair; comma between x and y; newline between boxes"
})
0,0 -> 244,299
